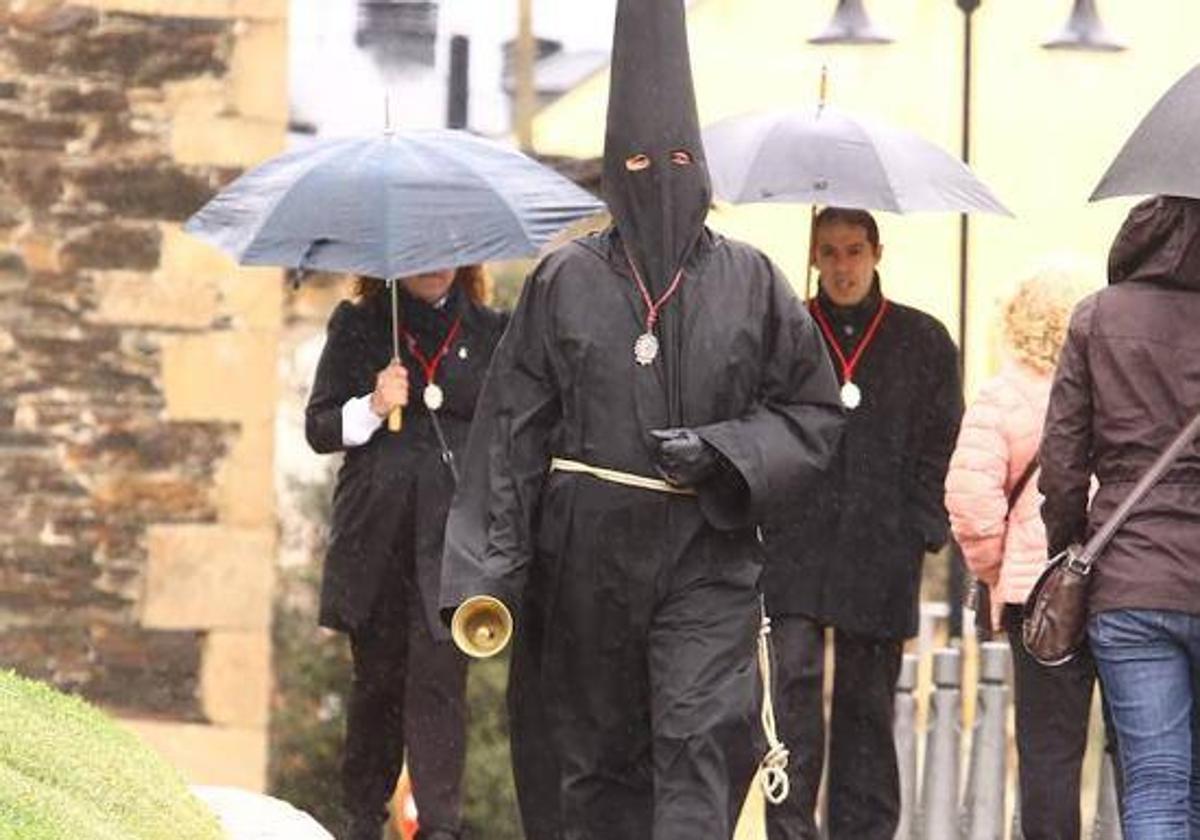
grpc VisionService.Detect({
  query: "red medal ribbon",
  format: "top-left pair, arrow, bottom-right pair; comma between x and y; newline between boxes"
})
808,297 -> 891,384
624,245 -> 685,334
401,314 -> 463,387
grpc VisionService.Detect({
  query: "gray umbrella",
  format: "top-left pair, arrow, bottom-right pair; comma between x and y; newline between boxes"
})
1091,63 -> 1200,201
702,106 -> 1011,215
184,128 -> 604,279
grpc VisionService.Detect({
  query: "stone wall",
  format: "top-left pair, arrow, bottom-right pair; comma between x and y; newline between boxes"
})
0,0 -> 287,790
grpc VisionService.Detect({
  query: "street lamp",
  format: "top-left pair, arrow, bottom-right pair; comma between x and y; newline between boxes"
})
1044,0 -> 1125,52
809,0 -> 892,46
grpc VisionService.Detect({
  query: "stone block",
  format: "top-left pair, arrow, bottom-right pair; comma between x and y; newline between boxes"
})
120,717 -> 268,791
200,630 -> 270,727
0,111 -> 83,152
61,17 -> 230,86
215,418 -> 273,527
141,524 -> 274,631
228,19 -> 287,122
161,330 -> 278,424
70,161 -> 218,221
3,3 -> 99,35
6,154 -> 63,211
17,231 -> 62,273
46,83 -> 127,113
60,222 -> 161,271
171,112 -> 284,168
85,0 -> 287,21
92,269 -> 220,328
93,471 -> 216,522
159,224 -> 284,331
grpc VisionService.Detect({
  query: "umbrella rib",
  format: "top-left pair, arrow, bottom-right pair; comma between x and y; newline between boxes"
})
423,139 -> 538,249
856,120 -> 904,213
741,115 -> 795,203
236,138 -> 366,267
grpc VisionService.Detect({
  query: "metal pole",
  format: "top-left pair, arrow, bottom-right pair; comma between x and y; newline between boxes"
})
514,0 -> 536,151
955,0 -> 980,372
963,642 -> 1009,840
893,654 -> 920,840
920,648 -> 962,840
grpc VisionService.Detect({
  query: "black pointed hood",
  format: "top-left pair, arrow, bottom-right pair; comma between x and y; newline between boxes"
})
603,0 -> 711,294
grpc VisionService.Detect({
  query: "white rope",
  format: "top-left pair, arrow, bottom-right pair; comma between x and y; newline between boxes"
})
756,601 -> 790,806
550,457 -> 697,496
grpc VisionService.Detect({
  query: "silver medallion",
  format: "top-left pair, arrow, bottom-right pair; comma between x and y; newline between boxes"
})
840,381 -> 862,410
457,345 -> 468,360
424,383 -> 445,411
634,332 -> 659,366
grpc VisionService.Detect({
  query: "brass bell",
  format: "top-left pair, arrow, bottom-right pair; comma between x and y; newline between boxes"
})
450,594 -> 514,659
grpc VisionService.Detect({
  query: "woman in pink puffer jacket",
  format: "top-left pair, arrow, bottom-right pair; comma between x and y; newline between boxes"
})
946,266 -> 1104,840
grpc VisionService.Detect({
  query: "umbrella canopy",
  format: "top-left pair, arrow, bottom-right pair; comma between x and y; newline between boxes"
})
1091,63 -> 1200,202
702,106 -> 1011,215
185,129 -> 604,279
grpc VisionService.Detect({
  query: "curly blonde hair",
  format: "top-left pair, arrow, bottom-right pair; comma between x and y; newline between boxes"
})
1002,261 -> 1096,375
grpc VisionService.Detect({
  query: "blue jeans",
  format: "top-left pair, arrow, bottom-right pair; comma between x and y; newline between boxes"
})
1089,609 -> 1200,840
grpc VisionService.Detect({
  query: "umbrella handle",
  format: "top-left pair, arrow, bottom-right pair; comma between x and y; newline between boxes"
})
388,405 -> 403,432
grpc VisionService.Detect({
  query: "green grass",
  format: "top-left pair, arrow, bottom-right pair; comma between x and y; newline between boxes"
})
0,669 -> 224,840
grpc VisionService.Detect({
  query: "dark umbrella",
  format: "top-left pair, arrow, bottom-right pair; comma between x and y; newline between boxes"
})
186,128 -> 603,434
1091,63 -> 1200,201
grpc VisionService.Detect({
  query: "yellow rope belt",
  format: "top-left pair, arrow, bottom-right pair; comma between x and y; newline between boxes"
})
550,457 -> 697,496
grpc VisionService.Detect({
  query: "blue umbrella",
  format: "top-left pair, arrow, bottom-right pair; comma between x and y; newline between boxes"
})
186,128 -> 602,437
184,128 -> 604,279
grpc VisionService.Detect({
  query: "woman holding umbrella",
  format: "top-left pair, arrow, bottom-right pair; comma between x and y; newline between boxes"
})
305,264 -> 507,840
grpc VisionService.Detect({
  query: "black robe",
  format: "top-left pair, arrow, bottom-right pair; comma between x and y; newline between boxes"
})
441,227 -> 843,840
761,282 -> 963,640
305,286 -> 508,635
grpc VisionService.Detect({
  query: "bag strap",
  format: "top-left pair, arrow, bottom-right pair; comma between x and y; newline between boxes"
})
1007,456 -> 1039,513
1077,408 -> 1200,571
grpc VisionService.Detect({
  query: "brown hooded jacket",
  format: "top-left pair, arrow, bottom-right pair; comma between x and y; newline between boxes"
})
1039,195 -> 1200,616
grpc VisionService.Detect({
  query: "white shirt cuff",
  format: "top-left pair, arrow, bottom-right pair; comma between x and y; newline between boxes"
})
341,394 -> 383,447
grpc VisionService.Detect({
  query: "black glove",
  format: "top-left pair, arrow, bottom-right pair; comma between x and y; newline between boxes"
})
649,428 -> 720,488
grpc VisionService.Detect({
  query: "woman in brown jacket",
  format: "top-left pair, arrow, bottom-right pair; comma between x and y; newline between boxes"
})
1039,196 -> 1200,840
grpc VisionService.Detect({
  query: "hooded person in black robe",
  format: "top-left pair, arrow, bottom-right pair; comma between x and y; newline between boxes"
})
440,1 -> 844,838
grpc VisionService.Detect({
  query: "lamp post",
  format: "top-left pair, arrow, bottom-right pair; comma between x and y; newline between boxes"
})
950,0 -> 982,642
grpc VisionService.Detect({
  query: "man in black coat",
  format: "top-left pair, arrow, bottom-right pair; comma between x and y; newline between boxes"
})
439,1 -> 845,838
306,269 -> 507,840
762,208 -> 963,840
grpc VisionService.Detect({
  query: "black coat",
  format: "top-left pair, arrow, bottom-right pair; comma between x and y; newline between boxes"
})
305,287 -> 507,635
439,228 -> 844,838
762,285 -> 963,640
441,228 -> 845,616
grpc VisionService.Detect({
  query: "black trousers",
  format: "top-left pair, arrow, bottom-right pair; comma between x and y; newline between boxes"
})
342,569 -> 468,840
1003,604 -> 1110,840
766,615 -> 903,840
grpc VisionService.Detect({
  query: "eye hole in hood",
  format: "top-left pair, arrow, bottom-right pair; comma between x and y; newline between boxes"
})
602,0 -> 712,295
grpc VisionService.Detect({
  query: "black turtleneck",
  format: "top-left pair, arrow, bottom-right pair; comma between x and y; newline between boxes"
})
398,282 -> 463,357
816,274 -> 883,358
